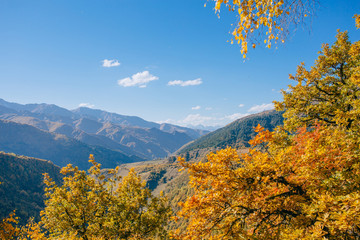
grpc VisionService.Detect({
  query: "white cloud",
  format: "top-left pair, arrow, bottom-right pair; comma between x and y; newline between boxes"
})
248,103 -> 274,113
191,105 -> 201,110
159,115 -> 214,126
180,114 -> 214,126
118,71 -> 159,88
224,113 -> 249,121
205,107 -> 212,111
167,78 -> 202,87
158,112 -> 250,128
238,104 -> 245,108
79,103 -> 95,108
272,89 -> 282,93
102,59 -> 121,67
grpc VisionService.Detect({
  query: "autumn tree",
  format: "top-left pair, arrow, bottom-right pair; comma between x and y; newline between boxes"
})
0,211 -> 20,239
174,23 -> 360,239
274,29 -> 360,132
40,155 -> 171,240
174,124 -> 360,239
355,14 -> 360,29
209,0 -> 319,56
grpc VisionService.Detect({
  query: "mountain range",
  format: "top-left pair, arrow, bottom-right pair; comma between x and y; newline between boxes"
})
0,98 -> 209,168
0,104 -> 285,227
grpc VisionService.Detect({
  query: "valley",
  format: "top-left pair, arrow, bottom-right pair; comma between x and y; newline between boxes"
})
0,106 -> 283,229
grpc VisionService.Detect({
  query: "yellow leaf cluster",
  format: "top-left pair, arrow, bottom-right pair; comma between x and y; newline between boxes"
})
174,27 -> 360,239
40,155 -> 171,239
0,211 -> 20,239
355,14 -> 360,29
174,123 -> 360,239
274,30 -> 360,133
210,0 -> 317,57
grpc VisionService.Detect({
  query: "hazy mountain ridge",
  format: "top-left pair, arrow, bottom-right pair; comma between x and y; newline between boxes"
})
72,107 -> 208,138
0,98 -> 208,161
2,115 -> 144,159
0,119 -> 136,169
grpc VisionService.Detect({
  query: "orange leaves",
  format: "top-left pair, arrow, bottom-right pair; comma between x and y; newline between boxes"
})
175,13 -> 360,239
248,124 -> 273,145
176,122 -> 360,239
0,211 -> 20,239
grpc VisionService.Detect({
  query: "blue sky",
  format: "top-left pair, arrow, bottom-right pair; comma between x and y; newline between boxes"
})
0,0 -> 359,128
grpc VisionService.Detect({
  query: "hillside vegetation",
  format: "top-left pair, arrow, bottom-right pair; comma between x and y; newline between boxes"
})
0,109 -> 276,231
178,110 -> 283,153
173,29 -> 360,239
0,152 -> 62,225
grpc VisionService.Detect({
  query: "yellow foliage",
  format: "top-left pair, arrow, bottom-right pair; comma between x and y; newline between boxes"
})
355,14 -> 360,29
18,218 -> 46,240
40,155 -> 171,239
174,23 -> 360,239
274,30 -> 360,133
210,0 -> 317,57
0,211 -> 20,239
174,124 -> 360,239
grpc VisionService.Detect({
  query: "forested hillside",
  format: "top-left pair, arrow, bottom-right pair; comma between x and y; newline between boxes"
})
0,152 -> 62,225
178,110 -> 283,153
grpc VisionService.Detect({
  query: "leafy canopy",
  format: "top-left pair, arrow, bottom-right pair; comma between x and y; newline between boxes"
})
274,30 -> 360,132
40,154 -> 171,240
175,23 -> 360,239
175,123 -> 360,239
0,211 -> 20,240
